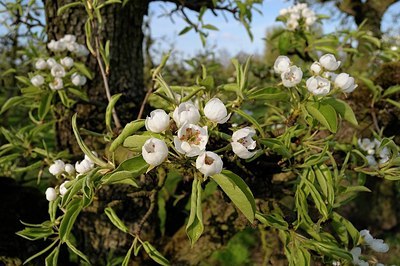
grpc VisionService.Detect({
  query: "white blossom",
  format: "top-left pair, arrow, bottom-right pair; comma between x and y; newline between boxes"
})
231,127 -> 257,159
46,58 -> 57,68
322,71 -> 338,81
49,78 -> 64,90
31,75 -> 45,87
71,73 -> 87,86
75,159 -> 94,174
358,138 -> 376,155
310,62 -> 322,75
75,44 -> 90,57
64,164 -> 75,175
204,98 -> 230,124
60,34 -> 76,43
45,187 -> 57,201
172,101 -> 200,128
145,109 -> 170,133
142,138 -> 168,166
60,57 -> 74,69
281,66 -> 303,87
59,181 -> 70,196
49,159 -> 65,176
196,151 -> 223,177
174,124 -> 208,157
306,76 -> 331,96
369,239 -> 389,253
360,229 -> 374,244
50,64 -> 66,78
274,56 -> 291,74
35,59 -> 48,70
319,54 -> 341,71
366,155 -> 377,166
286,18 -> 299,31
334,73 -> 358,93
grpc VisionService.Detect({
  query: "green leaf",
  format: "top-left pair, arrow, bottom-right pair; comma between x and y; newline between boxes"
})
303,178 -> 329,219
313,164 -> 334,208
279,31 -> 290,54
332,212 -> 360,246
110,120 -> 145,152
322,98 -> 358,126
178,26 -> 192,35
123,135 -> 152,152
255,211 -> 288,230
59,199 -> 83,243
57,2 -> 83,15
247,87 -> 290,101
186,178 -> 204,246
142,241 -> 170,266
386,98 -> 400,109
203,24 -> 218,31
211,170 -> 256,223
233,108 -> 264,137
122,241 -> 135,266
38,91 -> 54,120
0,96 -> 27,114
65,240 -> 91,264
259,138 -> 291,158
383,85 -> 400,97
45,246 -> 59,266
74,62 -> 93,79
104,207 -> 129,233
306,102 -> 338,133
102,155 -> 148,185
106,93 -> 122,133
72,113 -> 109,168
23,240 -> 59,265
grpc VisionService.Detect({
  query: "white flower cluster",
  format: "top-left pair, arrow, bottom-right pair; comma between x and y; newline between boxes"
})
279,3 -> 317,31
350,229 -> 389,266
45,152 -> 97,201
141,98 -> 258,177
47,34 -> 89,57
274,54 -> 358,96
358,138 -> 390,167
30,35 -> 88,91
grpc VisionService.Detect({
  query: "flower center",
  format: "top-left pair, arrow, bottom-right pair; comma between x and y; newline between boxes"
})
238,137 -> 250,147
180,128 -> 201,145
145,142 -> 156,153
284,71 -> 296,81
204,155 -> 214,165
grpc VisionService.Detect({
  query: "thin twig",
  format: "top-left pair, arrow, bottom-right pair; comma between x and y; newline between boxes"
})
91,21 -> 122,130
137,86 -> 153,120
135,190 -> 157,236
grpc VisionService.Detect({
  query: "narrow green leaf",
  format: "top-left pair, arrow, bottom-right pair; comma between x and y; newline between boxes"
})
106,93 -> 122,133
59,199 -> 83,243
178,26 -> 192,35
110,120 -> 145,152
122,241 -> 135,266
142,241 -> 170,266
303,178 -> 329,219
74,62 -> 93,79
102,155 -> 148,185
104,207 -> 129,233
123,135 -> 152,152
211,170 -> 256,222
45,246 -> 59,266
255,211 -> 288,230
247,87 -> 290,101
383,85 -> 400,97
202,24 -> 218,31
65,240 -> 91,264
0,96 -> 27,114
186,178 -> 204,246
233,108 -> 264,137
23,240 -> 59,265
57,2 -> 83,15
38,92 -> 54,120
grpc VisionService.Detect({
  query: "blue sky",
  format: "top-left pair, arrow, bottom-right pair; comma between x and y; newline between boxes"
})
149,0 -> 400,58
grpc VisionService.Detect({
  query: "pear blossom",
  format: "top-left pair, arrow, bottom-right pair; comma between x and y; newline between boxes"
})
286,19 -> 299,31
71,73 -> 87,86
174,124 -> 208,157
31,75 -> 45,87
145,109 -> 170,133
310,62 -> 322,75
369,238 -> 389,253
45,187 -> 57,201
142,138 -> 168,166
334,73 -> 358,93
75,158 -> 94,174
48,40 -> 66,52
74,44 -> 90,57
322,71 -> 338,81
60,57 -> 74,69
274,56 -> 291,74
378,147 -> 390,164
196,151 -> 223,177
59,181 -> 70,196
358,138 -> 375,155
64,164 -> 75,175
60,34 -> 76,43
35,59 -> 48,70
281,66 -> 303,87
366,155 -> 377,166
319,54 -> 341,71
49,159 -> 65,176
231,127 -> 257,159
204,98 -> 230,124
49,78 -> 63,90
51,64 -> 66,78
360,229 -> 374,244
306,76 -> 331,96
46,58 -> 57,68
172,101 -> 200,128
350,247 -> 368,266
